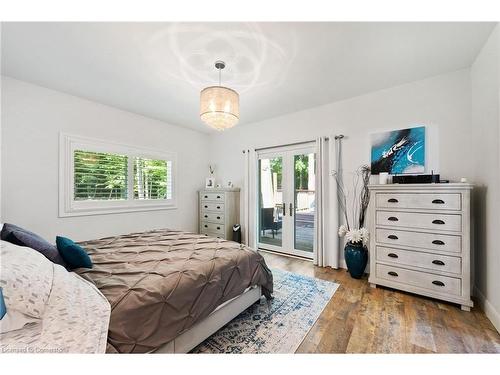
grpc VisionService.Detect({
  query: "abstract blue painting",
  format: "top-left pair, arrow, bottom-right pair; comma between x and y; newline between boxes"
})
371,126 -> 425,175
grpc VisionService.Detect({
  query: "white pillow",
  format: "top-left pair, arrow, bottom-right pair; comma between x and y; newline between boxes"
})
0,240 -> 53,320
0,309 -> 38,333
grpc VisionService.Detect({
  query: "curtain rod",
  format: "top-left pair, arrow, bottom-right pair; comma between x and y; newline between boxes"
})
242,135 -> 344,153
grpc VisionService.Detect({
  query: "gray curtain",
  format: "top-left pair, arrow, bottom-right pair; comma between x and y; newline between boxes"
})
314,135 -> 342,268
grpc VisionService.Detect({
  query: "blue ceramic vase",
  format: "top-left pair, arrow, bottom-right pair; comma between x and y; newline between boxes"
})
344,242 -> 368,279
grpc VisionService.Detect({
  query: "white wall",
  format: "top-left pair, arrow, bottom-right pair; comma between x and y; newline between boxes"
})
1,76 -> 208,241
470,25 -> 500,332
209,68 -> 473,220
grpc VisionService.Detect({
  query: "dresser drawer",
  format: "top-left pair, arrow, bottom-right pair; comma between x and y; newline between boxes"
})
201,202 -> 224,212
376,211 -> 462,232
201,231 -> 224,239
200,222 -> 225,235
376,228 -> 462,253
376,246 -> 462,274
200,192 -> 225,202
376,193 -> 461,211
376,263 -> 461,296
201,212 -> 224,224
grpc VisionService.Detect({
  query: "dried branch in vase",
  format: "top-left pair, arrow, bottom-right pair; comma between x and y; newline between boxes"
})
333,164 -> 371,244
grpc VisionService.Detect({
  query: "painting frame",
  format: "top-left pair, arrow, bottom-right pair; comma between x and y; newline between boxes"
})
205,177 -> 215,189
370,126 -> 426,175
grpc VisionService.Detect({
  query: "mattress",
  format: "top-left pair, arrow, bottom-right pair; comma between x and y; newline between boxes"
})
76,229 -> 273,353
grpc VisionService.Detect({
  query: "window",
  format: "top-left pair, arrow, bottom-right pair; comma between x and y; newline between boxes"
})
60,134 -> 177,217
133,158 -> 172,200
74,150 -> 128,201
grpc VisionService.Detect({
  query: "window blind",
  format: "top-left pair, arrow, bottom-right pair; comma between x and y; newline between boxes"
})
74,150 -> 128,201
133,157 -> 172,200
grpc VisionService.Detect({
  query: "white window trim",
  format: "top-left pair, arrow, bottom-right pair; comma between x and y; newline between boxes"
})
59,133 -> 178,217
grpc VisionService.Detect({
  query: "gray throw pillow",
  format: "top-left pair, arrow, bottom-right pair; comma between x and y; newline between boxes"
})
1,223 -> 68,268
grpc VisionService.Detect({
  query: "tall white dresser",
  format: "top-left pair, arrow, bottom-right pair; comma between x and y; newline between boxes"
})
199,188 -> 240,240
367,183 -> 473,311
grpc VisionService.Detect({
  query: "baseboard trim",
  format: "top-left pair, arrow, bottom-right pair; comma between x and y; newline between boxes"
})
474,286 -> 500,333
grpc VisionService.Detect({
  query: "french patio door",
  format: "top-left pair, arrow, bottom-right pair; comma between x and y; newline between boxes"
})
257,143 -> 316,259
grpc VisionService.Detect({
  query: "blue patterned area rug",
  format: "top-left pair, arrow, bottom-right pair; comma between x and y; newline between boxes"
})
191,268 -> 339,353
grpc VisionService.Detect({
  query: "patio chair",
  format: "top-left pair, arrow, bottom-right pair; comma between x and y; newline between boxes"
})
260,207 -> 282,238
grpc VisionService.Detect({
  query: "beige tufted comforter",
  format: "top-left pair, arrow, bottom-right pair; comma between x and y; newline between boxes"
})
76,229 -> 273,353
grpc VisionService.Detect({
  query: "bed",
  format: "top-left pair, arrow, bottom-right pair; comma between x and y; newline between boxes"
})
76,229 -> 273,353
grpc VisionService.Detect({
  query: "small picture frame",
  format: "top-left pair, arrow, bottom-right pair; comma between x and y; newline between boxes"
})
205,177 -> 215,189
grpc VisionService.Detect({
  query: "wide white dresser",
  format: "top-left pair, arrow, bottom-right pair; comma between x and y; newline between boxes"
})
199,188 -> 240,240
367,183 -> 473,311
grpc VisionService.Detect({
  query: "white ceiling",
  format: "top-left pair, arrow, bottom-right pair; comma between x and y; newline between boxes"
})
1,22 -> 495,133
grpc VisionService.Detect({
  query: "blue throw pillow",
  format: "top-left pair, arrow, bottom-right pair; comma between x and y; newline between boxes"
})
56,236 -> 93,270
0,287 -> 6,320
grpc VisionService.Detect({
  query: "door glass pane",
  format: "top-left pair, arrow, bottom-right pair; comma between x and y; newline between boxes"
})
294,153 -> 315,252
258,157 -> 283,248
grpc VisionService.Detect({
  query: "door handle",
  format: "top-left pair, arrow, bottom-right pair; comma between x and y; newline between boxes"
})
282,202 -> 286,216
289,203 -> 293,216
432,219 -> 445,225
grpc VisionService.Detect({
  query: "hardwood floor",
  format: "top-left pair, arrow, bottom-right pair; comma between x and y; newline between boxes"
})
260,250 -> 500,353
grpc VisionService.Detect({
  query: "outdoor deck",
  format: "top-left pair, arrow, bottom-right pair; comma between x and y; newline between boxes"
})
260,212 -> 314,252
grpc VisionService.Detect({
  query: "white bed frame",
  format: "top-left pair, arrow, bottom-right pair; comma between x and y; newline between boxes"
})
154,286 -> 262,353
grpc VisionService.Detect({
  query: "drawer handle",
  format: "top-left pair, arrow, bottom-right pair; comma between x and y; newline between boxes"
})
217,226 -> 221,230
387,253 -> 398,258
388,235 -> 399,240
204,225 -> 208,228
432,219 -> 445,225
432,280 -> 445,287
388,216 -> 399,221
432,199 -> 445,204
432,260 -> 445,266
217,206 -> 221,209
217,195 -> 221,199
204,215 -> 208,218
388,271 -> 398,277
387,198 -> 399,203
217,216 -> 221,219
204,205 -> 208,208
432,240 -> 445,245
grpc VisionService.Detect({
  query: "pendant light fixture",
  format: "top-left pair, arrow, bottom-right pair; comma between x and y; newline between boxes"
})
200,60 -> 240,131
